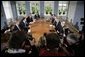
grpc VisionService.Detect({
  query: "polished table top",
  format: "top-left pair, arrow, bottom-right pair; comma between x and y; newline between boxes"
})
29,19 -> 56,46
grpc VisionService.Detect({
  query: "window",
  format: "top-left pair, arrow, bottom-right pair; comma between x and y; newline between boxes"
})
16,1 -> 26,16
30,1 -> 40,15
58,1 -> 68,16
44,1 -> 54,16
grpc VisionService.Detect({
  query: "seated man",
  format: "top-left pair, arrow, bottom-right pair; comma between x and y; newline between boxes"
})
21,34 -> 38,56
26,15 -> 33,26
8,31 -> 27,49
7,30 -> 38,56
64,33 -> 84,56
64,27 -> 71,37
1,32 -> 11,53
37,13 -> 40,18
34,14 -> 37,19
50,14 -> 55,24
39,33 -> 47,48
29,13 -> 33,22
55,21 -> 64,35
39,33 -> 71,56
34,13 -> 40,20
13,21 -> 21,32
19,17 -> 29,33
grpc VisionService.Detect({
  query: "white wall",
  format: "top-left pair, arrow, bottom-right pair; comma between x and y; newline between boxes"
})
2,1 -> 14,24
68,1 -> 84,30
74,1 -> 84,30
68,1 -> 77,23
1,2 -> 7,30
10,1 -> 18,20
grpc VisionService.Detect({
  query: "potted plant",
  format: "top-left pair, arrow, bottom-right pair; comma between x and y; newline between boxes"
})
59,10 -> 61,15
46,11 -> 48,14
32,7 -> 35,14
63,9 -> 65,15
45,6 -> 48,14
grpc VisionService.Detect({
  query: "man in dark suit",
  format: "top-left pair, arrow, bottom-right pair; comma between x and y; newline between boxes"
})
29,13 -> 33,22
34,14 -> 38,20
12,18 -> 24,32
34,13 -> 40,20
55,21 -> 64,34
26,16 -> 33,26
19,18 -> 29,33
13,25 -> 20,31
37,13 -> 40,18
13,21 -> 21,32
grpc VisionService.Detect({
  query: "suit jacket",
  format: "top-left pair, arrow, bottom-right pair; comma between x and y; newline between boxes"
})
34,14 -> 40,19
34,15 -> 37,19
19,21 -> 28,33
26,16 -> 33,24
13,25 -> 20,31
55,21 -> 64,33
8,31 -> 27,49
19,21 -> 26,29
37,14 -> 40,18
30,17 -> 33,22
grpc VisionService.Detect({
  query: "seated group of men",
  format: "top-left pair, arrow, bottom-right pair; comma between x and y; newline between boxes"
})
1,14 -> 39,56
48,14 -> 84,56
1,14 -> 84,56
1,13 -> 41,35
1,13 -> 41,56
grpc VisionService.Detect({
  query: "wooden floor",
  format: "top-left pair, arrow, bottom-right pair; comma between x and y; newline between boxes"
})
29,19 -> 56,46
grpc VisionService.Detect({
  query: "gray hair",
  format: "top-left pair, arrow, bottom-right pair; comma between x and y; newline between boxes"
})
67,33 -> 79,45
